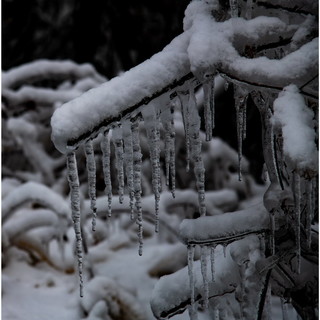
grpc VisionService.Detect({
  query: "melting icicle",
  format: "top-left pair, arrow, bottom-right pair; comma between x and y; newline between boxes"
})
270,211 -> 276,255
188,83 -> 206,217
188,245 -> 198,320
101,131 -> 112,217
122,120 -> 135,219
210,245 -> 216,282
132,120 -> 143,255
293,172 -> 301,273
84,140 -> 97,231
245,0 -> 253,19
202,78 -> 215,141
234,86 -> 248,182
229,0 -> 239,17
66,152 -> 83,297
160,104 -> 176,198
112,126 -> 125,204
222,243 -> 227,258
280,298 -> 289,320
178,92 -> 191,172
306,178 -> 313,249
142,105 -> 161,233
200,246 -> 209,309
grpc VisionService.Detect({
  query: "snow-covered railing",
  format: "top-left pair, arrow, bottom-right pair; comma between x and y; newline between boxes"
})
50,0 -> 318,315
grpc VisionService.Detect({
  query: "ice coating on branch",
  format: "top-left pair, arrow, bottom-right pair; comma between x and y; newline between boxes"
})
66,152 -> 83,297
187,245 -> 198,320
179,204 -> 269,244
272,85 -> 317,171
200,245 -> 209,309
270,212 -> 276,255
188,84 -> 206,217
178,92 -> 191,172
142,104 -> 161,233
101,131 -> 112,216
202,78 -> 215,141
293,172 -> 301,273
84,140 -> 97,231
234,86 -> 248,181
160,104 -> 176,197
51,32 -> 190,154
122,120 -> 135,219
112,126 -> 125,204
132,120 -> 143,255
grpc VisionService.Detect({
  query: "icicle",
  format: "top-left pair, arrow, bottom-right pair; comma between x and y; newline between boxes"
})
112,126 -> 125,204
202,78 -> 215,141
306,178 -> 313,249
178,92 -> 191,172
234,86 -> 248,181
66,152 -> 83,297
132,120 -> 143,255
188,83 -> 206,217
245,0 -> 253,19
280,298 -> 289,320
160,104 -> 176,198
188,245 -> 198,320
200,246 -> 209,309
270,211 -> 276,255
101,131 -> 112,217
210,245 -> 216,282
222,243 -> 227,258
229,0 -> 239,17
262,163 -> 268,182
142,105 -> 161,233
84,140 -> 97,231
293,171 -> 301,273
122,120 -> 135,219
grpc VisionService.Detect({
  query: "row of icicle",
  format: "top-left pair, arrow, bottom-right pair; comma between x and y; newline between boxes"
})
66,79 -> 215,296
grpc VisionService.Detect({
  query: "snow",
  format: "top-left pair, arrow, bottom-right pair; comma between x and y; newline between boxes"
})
2,181 -> 70,223
272,85 -> 317,171
51,32 -> 191,154
179,203 -> 269,245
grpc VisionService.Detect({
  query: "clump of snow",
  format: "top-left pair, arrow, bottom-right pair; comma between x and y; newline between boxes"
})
272,84 -> 317,171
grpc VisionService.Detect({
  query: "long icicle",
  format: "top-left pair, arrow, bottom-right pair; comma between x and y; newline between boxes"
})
122,120 -> 135,219
188,245 -> 198,320
234,86 -> 248,182
66,152 -> 83,297
188,83 -> 206,217
84,140 -> 97,231
112,126 -> 125,204
160,104 -> 176,198
280,298 -> 289,320
202,78 -> 215,141
101,131 -> 112,217
293,171 -> 301,273
200,245 -> 209,309
132,120 -> 143,255
210,245 -> 216,282
142,105 -> 161,233
178,92 -> 191,172
306,178 -> 313,249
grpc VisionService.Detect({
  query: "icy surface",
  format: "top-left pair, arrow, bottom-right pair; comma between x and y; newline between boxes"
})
272,85 -> 317,171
